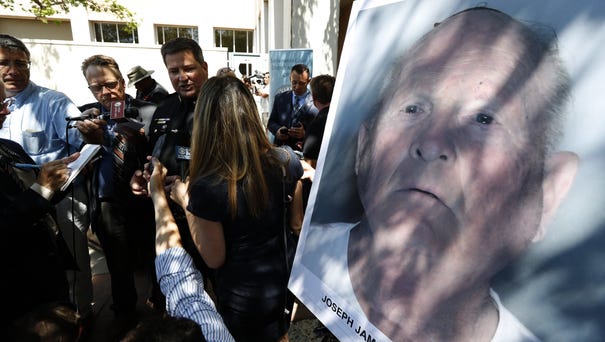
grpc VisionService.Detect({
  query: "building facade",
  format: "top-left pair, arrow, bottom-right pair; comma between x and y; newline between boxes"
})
0,0 -> 348,105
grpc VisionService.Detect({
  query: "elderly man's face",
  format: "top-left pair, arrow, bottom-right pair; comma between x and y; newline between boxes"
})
353,14 -> 576,322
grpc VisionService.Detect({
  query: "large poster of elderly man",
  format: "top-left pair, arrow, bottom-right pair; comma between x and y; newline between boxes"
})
289,0 -> 605,341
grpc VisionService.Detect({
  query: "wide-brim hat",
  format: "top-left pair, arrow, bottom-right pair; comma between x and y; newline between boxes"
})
127,65 -> 154,86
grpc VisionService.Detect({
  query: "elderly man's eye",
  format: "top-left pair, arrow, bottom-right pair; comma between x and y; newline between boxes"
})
405,105 -> 421,114
475,113 -> 493,125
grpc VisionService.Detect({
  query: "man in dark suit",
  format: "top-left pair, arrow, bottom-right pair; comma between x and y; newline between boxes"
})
267,64 -> 318,151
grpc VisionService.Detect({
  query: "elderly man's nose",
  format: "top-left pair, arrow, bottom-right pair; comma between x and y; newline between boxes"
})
409,129 -> 454,162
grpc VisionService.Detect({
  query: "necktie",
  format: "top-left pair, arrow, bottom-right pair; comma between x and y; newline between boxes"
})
294,96 -> 304,112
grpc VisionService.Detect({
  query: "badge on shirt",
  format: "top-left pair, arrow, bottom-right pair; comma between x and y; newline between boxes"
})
152,118 -> 171,135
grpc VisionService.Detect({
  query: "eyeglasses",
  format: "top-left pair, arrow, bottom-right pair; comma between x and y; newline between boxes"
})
0,59 -> 31,71
88,81 -> 120,93
1,97 -> 14,111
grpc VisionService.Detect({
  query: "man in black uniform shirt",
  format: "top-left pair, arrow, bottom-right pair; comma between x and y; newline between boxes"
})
131,38 -> 210,276
147,38 -> 208,178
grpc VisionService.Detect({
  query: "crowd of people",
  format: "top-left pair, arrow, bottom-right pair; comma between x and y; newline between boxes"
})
0,31 -> 331,341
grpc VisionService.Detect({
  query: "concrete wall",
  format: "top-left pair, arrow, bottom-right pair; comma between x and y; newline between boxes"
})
3,0 -> 343,104
291,0 -> 339,76
0,17 -> 73,40
3,0 -> 264,105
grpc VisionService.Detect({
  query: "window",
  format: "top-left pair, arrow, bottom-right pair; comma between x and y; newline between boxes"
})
215,28 -> 253,53
92,22 -> 138,43
156,25 -> 199,45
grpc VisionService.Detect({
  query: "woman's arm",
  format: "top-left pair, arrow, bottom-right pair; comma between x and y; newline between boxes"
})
148,158 -> 182,254
170,178 -> 227,269
186,213 -> 226,269
290,180 -> 304,235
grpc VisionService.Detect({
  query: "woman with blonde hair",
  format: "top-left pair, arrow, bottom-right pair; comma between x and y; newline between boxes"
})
154,76 -> 303,341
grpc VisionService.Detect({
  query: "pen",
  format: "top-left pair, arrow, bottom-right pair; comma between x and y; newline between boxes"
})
14,163 -> 42,169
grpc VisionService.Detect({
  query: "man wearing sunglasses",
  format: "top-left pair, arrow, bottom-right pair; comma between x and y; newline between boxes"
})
0,34 -> 93,321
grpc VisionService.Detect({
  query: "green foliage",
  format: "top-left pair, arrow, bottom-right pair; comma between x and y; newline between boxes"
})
0,0 -> 138,29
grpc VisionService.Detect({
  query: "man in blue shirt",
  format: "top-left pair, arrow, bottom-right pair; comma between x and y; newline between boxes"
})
0,34 -> 92,320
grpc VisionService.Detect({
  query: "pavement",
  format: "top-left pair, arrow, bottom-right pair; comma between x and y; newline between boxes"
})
82,232 -> 332,342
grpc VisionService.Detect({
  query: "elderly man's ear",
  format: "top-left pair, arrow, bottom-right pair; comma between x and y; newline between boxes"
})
533,151 -> 579,242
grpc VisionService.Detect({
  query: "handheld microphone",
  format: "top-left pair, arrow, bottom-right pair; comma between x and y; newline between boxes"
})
174,129 -> 191,180
66,113 -> 95,121
66,113 -> 111,123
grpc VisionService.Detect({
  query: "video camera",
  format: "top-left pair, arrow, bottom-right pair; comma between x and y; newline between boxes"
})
249,72 -> 265,86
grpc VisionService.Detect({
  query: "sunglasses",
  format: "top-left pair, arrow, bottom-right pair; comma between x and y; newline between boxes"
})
88,80 -> 120,93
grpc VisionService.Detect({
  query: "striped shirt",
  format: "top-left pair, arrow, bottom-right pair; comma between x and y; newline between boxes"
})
156,247 -> 235,342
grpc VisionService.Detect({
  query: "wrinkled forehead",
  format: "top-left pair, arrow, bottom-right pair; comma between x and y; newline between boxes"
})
406,11 -> 528,77
382,10 -> 552,115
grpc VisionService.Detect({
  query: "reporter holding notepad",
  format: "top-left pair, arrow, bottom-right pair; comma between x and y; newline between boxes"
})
0,78 -> 82,336
0,34 -> 94,321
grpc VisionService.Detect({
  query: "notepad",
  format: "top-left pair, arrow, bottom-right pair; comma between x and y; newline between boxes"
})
60,144 -> 102,191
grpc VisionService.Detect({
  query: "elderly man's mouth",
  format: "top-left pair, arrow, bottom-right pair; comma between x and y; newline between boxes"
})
409,188 -> 439,200
401,187 -> 452,211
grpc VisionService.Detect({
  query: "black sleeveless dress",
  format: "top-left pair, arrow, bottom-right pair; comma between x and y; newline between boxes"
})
187,148 -> 302,341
